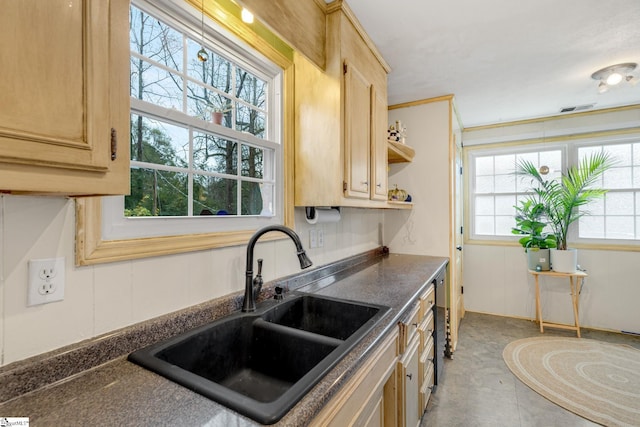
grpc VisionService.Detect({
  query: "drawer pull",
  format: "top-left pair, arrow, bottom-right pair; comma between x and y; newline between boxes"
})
412,322 -> 419,327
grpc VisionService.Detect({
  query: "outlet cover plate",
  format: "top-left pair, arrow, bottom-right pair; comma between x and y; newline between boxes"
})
28,257 -> 65,306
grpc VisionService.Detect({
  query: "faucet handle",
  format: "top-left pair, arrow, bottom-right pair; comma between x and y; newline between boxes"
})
256,258 -> 263,275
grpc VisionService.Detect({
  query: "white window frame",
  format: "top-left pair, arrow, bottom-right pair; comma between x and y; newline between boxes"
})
468,143 -> 566,241
103,0 -> 284,240
467,132 -> 640,247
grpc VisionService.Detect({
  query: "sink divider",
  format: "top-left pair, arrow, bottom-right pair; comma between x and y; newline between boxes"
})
253,318 -> 345,348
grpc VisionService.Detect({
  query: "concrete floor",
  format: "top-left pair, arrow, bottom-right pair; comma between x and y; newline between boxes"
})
420,312 -> 640,427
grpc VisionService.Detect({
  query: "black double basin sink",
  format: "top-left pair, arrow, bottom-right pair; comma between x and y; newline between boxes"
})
128,293 -> 391,424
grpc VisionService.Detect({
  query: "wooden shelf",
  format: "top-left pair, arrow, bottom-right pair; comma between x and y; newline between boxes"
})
387,201 -> 414,209
388,140 -> 415,163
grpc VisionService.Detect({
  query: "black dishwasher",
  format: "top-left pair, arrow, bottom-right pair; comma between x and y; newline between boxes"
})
433,268 -> 446,389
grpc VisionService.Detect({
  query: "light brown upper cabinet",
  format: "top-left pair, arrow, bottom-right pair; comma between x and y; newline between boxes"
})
0,0 -> 129,195
294,1 -> 391,208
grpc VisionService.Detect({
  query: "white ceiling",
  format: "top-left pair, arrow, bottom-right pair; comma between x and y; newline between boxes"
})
344,0 -> 640,128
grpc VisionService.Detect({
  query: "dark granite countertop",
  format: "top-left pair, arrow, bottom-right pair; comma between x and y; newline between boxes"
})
0,252 -> 447,426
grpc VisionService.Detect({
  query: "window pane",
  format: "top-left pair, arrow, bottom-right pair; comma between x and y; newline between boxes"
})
606,216 -> 635,240
241,145 -> 264,178
539,150 -> 562,173
241,181 -> 263,215
494,173 -> 516,193
126,168 -> 188,216
495,215 -> 515,236
187,41 -> 233,94
495,195 -> 516,215
130,115 -> 189,166
605,192 -> 634,215
236,103 -> 266,138
494,154 -> 515,175
475,196 -> 494,215
633,143 -> 640,166
475,216 -> 494,235
475,157 -> 493,175
580,216 -> 604,238
194,175 -> 237,215
607,144 -> 632,166
236,68 -> 266,108
130,7 -> 184,72
131,58 -> 183,109
587,197 -> 605,215
476,176 -> 494,193
193,133 -> 237,175
186,81 -> 232,123
604,167 -> 633,189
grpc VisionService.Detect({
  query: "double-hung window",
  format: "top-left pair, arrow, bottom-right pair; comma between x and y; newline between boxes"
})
102,0 -> 283,240
468,134 -> 640,246
578,141 -> 640,241
470,146 -> 563,238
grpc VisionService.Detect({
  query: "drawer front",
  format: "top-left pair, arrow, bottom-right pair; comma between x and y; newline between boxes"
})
419,361 -> 435,413
419,336 -> 434,384
418,309 -> 434,351
399,303 -> 420,353
419,283 -> 435,318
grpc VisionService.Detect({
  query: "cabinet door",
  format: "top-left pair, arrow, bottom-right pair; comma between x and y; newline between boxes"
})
343,61 -> 371,199
398,336 -> 420,427
370,87 -> 388,201
0,0 -> 129,195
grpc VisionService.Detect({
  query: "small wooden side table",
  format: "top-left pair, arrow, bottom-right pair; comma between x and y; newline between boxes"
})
528,269 -> 588,338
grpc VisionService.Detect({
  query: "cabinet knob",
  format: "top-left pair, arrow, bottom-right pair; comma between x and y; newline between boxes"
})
412,322 -> 418,327
406,373 -> 413,381
376,183 -> 382,188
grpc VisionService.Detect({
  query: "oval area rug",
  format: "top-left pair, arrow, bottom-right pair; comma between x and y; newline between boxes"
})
503,337 -> 640,427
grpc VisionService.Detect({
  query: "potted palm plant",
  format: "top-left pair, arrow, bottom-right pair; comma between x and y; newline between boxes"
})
515,152 -> 613,273
512,198 -> 556,270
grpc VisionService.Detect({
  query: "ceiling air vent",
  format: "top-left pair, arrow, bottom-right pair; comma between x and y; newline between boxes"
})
560,104 -> 594,113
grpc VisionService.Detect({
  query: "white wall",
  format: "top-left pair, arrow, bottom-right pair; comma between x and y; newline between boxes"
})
463,244 -> 640,333
0,195 -> 383,366
463,107 -> 640,334
384,100 -> 451,257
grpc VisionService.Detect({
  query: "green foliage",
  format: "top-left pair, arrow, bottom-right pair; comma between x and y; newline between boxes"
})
512,199 -> 556,249
515,152 -> 614,250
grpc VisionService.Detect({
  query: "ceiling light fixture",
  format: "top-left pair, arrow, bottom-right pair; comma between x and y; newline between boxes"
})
591,63 -> 637,93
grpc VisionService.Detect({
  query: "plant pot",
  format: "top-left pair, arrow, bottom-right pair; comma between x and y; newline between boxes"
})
526,248 -> 550,271
211,111 -> 223,125
550,248 -> 578,273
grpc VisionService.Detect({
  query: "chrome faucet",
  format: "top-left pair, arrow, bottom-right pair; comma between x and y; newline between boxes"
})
242,225 -> 313,312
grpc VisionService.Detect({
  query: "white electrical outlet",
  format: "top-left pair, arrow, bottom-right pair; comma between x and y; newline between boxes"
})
28,257 -> 65,306
317,227 -> 324,248
309,228 -> 318,249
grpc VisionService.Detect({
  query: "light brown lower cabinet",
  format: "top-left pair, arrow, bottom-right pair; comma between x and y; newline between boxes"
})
398,335 -> 421,427
311,329 -> 398,426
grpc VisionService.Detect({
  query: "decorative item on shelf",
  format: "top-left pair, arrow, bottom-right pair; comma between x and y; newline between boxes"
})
515,152 -> 614,273
512,198 -> 556,271
205,102 -> 231,125
211,109 -> 224,125
388,120 -> 407,144
388,184 -> 411,202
